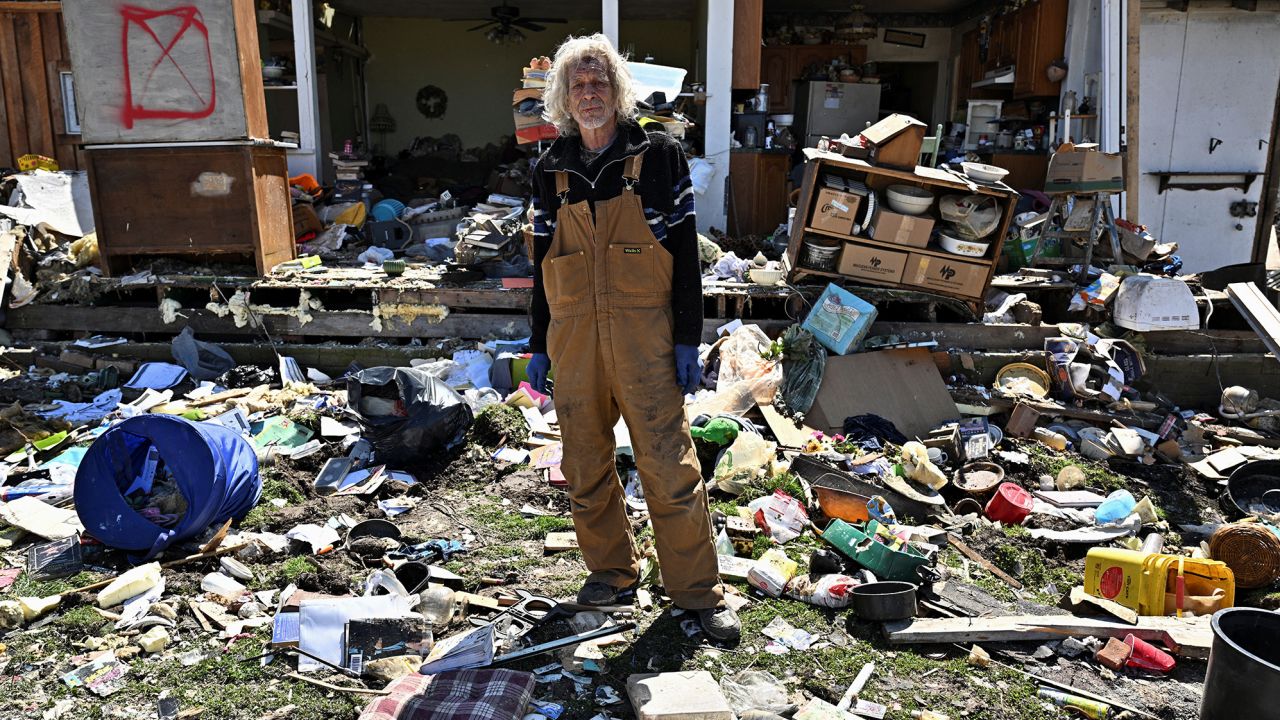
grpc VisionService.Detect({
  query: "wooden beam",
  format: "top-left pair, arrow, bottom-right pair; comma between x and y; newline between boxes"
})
6,304 -> 788,344
947,534 -> 1023,590
0,2 -> 62,11
1125,0 -> 1141,222
1227,281 -> 1280,362
884,614 -> 1213,658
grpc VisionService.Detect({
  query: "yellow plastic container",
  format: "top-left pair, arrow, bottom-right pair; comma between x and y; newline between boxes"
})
1084,548 -> 1235,616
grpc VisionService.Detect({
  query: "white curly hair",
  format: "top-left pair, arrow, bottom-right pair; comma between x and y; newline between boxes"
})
542,33 -> 639,136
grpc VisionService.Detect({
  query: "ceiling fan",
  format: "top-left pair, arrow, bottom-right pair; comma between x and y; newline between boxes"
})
455,2 -> 568,33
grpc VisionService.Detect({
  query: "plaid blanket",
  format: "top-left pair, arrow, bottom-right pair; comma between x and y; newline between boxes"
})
359,669 -> 536,720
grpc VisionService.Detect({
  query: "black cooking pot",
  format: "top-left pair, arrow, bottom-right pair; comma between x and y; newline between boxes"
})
852,581 -> 919,621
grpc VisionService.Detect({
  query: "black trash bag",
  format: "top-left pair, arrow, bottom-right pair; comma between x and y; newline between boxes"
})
171,326 -> 236,381
347,366 -> 473,466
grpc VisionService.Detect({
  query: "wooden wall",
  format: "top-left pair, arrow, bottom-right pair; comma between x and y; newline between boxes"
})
0,2 -> 83,171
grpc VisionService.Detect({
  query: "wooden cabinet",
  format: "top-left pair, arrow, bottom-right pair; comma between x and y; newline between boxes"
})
787,154 -> 1018,308
86,144 -> 296,276
988,152 -> 1050,191
1013,0 -> 1068,98
732,0 -> 763,89
761,47 -> 793,113
729,152 -> 791,237
757,45 -> 867,114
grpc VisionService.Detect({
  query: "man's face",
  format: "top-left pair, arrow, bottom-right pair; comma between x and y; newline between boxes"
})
568,59 -> 615,131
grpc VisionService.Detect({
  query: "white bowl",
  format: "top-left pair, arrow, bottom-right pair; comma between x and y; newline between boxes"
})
749,267 -> 785,285
938,230 -> 990,257
262,66 -> 287,80
885,184 -> 934,215
770,114 -> 795,127
961,162 -> 1009,184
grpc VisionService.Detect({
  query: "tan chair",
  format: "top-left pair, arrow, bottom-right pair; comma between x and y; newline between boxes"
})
918,123 -> 943,167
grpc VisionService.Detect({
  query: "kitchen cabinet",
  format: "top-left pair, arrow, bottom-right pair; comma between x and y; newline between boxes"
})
732,0 -> 763,89
988,152 -> 1050,191
729,152 -> 791,237
761,47 -> 793,113
1013,0 -> 1068,98
758,45 -> 867,114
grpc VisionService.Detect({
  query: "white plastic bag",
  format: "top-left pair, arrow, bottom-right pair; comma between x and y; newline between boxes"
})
716,325 -> 782,404
720,671 -> 791,715
747,491 -> 808,544
714,432 -> 777,494
901,441 -> 948,490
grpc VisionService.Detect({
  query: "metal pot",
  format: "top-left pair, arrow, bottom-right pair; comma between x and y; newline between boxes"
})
851,581 -> 919,621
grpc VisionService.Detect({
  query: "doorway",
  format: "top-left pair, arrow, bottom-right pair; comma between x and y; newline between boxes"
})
873,61 -> 938,127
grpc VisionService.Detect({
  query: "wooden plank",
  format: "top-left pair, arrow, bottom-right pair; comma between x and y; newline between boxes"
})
1125,0 -> 1141,222
759,404 -> 820,449
544,532 -> 579,553
14,12 -> 53,157
0,3 -> 63,11
884,614 -> 1213,659
1067,585 -> 1139,625
376,287 -> 531,310
6,304 -> 788,344
231,0 -> 268,140
1227,281 -> 1280,362
947,534 -> 1023,590
0,13 -> 28,160
249,146 -> 295,274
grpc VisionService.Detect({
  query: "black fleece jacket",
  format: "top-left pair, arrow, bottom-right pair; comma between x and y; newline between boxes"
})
528,120 -> 702,354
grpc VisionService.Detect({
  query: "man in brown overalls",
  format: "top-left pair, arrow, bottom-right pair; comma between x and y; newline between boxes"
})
526,34 -> 739,642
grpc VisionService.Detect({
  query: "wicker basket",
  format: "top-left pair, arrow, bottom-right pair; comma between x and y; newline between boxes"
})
1209,523 -> 1280,589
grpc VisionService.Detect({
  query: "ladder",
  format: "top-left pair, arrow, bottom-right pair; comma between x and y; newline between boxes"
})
1027,192 -> 1124,283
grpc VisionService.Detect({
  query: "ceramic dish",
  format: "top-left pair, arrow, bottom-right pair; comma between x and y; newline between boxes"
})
885,184 -> 934,215
749,267 -> 785,285
938,230 -> 990,257
961,161 -> 1009,183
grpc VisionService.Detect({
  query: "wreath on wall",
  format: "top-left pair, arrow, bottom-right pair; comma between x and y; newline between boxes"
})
416,85 -> 448,119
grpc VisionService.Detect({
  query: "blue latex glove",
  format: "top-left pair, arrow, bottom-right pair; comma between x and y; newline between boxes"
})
675,344 -> 700,395
527,353 -> 551,394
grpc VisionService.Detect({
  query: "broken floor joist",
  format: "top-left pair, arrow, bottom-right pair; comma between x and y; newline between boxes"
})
884,613 -> 1213,658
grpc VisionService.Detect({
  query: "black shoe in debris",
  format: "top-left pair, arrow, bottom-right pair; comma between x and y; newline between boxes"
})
697,606 -> 741,643
576,581 -> 623,606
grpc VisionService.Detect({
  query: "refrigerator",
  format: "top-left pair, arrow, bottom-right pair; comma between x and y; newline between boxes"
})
795,81 -> 883,149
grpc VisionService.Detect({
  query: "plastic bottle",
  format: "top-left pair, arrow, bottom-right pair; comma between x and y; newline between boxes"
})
1096,489 -> 1137,524
417,586 -> 457,626
1037,688 -> 1110,719
1056,465 -> 1087,490
1032,427 -> 1069,451
97,562 -> 162,608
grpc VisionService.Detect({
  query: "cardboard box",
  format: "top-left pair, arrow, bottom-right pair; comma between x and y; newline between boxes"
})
810,188 -> 862,235
805,348 -> 959,437
801,283 -> 878,355
870,210 -> 935,248
904,252 -> 989,298
838,243 -> 908,285
1045,144 -> 1124,193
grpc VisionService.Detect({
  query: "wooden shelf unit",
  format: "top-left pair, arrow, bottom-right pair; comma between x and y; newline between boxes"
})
787,151 -> 1019,312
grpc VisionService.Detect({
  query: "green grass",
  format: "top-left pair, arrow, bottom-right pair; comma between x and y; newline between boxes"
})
239,471 -> 304,530
10,570 -> 102,598
53,604 -> 108,632
466,502 -> 574,543
1025,443 -> 1128,492
695,599 -> 1058,720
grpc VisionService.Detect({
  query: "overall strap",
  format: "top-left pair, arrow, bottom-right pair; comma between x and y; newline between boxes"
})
554,170 -> 570,201
622,150 -> 645,191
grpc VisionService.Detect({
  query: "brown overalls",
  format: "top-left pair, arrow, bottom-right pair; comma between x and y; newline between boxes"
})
541,150 -> 724,610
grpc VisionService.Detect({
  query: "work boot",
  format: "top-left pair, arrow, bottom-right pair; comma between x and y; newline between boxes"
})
697,606 -> 741,643
576,581 -> 622,606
